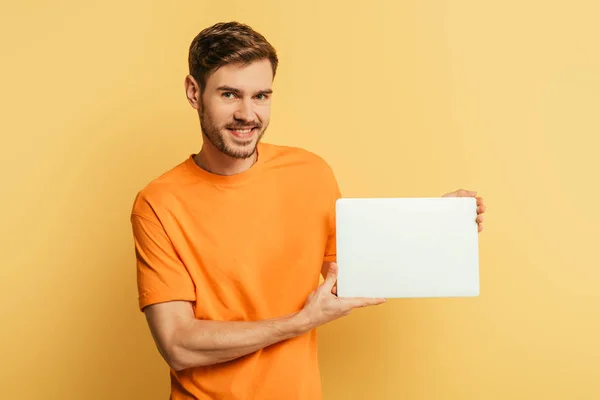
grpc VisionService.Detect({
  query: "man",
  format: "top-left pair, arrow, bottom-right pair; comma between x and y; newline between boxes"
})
130,21 -> 486,399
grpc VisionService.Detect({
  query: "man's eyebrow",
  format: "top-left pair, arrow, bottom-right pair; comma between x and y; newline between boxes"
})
217,85 -> 242,93
216,86 -> 273,95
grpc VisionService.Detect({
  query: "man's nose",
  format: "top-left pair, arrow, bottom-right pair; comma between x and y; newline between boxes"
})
233,99 -> 254,122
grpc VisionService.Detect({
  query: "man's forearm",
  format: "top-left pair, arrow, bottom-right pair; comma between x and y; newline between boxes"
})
170,310 -> 312,370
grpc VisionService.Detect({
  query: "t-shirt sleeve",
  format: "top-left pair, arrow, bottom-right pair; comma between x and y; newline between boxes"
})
323,167 -> 342,263
131,213 -> 196,311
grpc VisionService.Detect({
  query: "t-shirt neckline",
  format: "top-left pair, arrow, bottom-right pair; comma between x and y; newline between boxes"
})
185,142 -> 266,186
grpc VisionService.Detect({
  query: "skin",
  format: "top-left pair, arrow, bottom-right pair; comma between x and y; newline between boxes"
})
186,58 -> 273,176
143,59 -> 487,371
443,189 -> 486,233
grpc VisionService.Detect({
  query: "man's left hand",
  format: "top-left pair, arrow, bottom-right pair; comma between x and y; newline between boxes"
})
442,189 -> 486,233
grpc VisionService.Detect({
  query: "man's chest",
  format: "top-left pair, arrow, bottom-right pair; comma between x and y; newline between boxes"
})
164,184 -> 331,286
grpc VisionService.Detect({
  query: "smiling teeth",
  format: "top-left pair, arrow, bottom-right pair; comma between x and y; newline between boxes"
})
233,129 -> 251,133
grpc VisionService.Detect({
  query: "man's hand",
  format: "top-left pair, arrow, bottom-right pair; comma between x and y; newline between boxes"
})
301,263 -> 385,329
442,188 -> 486,233
321,261 -> 338,295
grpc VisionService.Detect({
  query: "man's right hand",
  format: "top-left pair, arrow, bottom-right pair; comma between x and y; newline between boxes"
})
299,262 -> 386,330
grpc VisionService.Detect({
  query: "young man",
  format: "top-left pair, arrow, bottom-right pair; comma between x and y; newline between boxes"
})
130,21 -> 486,399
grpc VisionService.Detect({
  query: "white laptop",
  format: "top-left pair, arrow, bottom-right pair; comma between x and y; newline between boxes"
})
335,197 -> 480,298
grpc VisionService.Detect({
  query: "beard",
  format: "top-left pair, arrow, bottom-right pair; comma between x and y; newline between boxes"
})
200,107 -> 267,160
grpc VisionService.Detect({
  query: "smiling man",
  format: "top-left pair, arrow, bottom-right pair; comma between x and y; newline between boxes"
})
130,21 -> 485,399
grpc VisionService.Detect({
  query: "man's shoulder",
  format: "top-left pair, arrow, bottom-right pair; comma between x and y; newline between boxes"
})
261,143 -> 340,198
131,156 -> 193,218
261,142 -> 335,174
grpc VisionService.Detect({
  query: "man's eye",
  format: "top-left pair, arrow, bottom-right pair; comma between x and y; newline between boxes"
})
222,92 -> 236,99
255,94 -> 268,100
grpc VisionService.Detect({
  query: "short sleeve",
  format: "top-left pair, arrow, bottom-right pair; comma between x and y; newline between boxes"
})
323,169 -> 342,263
131,213 -> 196,311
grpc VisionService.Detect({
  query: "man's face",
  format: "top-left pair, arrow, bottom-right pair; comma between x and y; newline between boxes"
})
199,59 -> 273,159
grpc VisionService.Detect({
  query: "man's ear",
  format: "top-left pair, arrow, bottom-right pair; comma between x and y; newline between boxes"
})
184,75 -> 202,110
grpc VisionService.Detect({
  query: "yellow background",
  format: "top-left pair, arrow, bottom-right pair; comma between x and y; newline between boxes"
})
2,1 -> 599,399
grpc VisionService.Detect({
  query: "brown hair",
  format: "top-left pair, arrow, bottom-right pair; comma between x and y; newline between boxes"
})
188,21 -> 279,91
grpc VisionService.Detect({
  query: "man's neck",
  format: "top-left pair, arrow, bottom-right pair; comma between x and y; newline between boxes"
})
194,143 -> 257,176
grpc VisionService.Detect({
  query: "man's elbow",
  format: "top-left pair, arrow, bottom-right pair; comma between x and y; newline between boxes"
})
164,344 -> 215,371
164,347 -> 188,372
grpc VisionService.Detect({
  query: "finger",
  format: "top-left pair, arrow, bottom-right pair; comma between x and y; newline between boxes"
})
476,215 -> 484,223
443,189 -> 461,197
458,189 -> 477,197
450,189 -> 477,197
340,297 -> 386,309
324,262 -> 338,288
443,188 -> 461,197
478,224 -> 484,232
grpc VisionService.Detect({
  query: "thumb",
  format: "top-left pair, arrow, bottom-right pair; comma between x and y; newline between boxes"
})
444,189 -> 477,198
324,262 -> 338,288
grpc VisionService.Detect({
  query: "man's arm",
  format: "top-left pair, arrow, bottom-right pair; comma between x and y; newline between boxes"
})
144,263 -> 384,371
144,300 -> 311,371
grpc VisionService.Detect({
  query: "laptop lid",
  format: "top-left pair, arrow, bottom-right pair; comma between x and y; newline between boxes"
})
335,197 -> 480,298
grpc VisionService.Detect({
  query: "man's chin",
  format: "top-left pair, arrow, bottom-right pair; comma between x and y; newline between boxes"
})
222,138 -> 258,159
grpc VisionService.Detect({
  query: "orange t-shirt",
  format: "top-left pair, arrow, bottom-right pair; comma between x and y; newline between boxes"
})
130,142 -> 341,399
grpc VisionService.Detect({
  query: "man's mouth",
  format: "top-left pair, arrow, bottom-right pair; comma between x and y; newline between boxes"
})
227,126 -> 258,139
